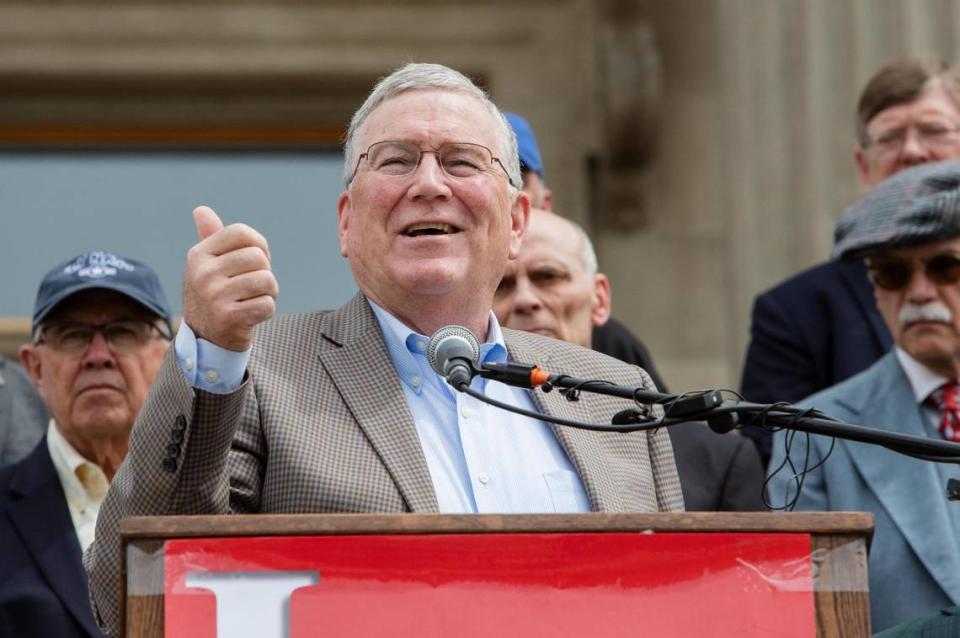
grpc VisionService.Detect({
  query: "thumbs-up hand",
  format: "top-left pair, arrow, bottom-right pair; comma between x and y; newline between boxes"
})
183,206 -> 278,352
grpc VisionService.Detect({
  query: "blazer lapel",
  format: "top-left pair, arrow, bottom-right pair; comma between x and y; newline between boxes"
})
316,294 -> 438,513
8,443 -> 100,637
841,356 -> 960,601
505,337 -> 624,512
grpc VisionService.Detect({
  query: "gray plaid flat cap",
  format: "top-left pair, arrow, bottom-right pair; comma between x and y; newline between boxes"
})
833,160 -> 960,260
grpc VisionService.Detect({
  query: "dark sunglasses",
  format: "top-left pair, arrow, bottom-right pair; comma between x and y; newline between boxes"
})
867,252 -> 960,291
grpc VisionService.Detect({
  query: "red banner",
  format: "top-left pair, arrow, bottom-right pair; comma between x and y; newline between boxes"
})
165,532 -> 815,637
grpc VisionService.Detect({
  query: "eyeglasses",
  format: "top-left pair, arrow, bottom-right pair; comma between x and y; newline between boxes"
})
34,319 -> 172,355
867,252 -> 960,291
347,140 -> 516,187
863,121 -> 960,160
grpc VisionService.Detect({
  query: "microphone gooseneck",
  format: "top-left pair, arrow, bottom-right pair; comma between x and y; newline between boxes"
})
427,325 -> 480,389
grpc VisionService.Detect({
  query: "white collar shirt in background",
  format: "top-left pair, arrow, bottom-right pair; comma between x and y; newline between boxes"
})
46,420 -> 109,552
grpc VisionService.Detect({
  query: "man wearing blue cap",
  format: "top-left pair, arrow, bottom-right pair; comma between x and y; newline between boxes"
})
504,112 -> 554,210
0,251 -> 172,637
504,111 -> 669,392
768,161 -> 960,632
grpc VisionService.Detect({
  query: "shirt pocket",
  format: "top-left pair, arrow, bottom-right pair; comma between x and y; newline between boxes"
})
543,469 -> 590,513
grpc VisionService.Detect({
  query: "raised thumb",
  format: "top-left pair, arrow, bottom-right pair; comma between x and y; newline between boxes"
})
193,206 -> 224,241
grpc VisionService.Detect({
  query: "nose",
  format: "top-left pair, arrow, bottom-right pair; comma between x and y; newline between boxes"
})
80,330 -> 117,369
904,265 -> 939,303
406,152 -> 452,200
511,276 -> 543,316
898,128 -> 932,164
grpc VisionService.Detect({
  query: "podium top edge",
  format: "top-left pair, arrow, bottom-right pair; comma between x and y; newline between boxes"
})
119,512 -> 874,540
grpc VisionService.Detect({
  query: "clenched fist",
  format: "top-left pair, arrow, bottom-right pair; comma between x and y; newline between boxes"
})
183,206 -> 279,352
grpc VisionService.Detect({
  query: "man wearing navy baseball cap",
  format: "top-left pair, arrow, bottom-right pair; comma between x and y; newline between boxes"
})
0,251 -> 171,637
768,161 -> 960,632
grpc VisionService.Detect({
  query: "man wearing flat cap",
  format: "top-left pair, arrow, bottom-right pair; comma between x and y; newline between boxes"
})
768,161 -> 960,632
0,251 -> 171,637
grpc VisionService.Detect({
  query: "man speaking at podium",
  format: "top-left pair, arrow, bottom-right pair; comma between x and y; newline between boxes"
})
85,63 -> 683,636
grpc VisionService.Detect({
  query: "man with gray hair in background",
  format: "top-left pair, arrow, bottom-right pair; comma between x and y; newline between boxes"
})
768,161 -> 960,631
86,62 -> 683,636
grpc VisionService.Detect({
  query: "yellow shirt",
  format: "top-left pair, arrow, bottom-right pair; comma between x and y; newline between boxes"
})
46,420 -> 109,553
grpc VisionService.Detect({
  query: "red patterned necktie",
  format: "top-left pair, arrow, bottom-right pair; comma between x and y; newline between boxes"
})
926,382 -> 960,442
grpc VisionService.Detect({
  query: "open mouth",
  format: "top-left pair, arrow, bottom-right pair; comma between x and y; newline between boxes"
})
403,222 -> 461,238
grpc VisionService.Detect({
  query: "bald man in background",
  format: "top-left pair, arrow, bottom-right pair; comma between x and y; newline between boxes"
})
495,210 -> 766,511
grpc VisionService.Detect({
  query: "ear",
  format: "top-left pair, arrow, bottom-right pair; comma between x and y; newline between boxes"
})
542,188 -> 554,211
591,273 -> 612,327
336,191 -> 351,258
507,191 -> 531,260
854,146 -> 873,191
18,344 -> 44,393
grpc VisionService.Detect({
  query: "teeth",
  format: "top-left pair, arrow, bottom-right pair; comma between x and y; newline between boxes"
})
405,223 -> 456,236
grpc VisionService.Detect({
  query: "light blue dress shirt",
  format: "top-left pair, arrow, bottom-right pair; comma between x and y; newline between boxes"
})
174,303 -> 590,514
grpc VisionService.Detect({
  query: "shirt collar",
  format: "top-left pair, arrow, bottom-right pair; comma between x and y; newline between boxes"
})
895,347 -> 951,403
46,419 -> 109,503
367,300 -> 508,394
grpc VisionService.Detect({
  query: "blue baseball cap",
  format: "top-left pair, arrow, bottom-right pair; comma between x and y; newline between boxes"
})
32,251 -> 172,332
504,112 -> 545,179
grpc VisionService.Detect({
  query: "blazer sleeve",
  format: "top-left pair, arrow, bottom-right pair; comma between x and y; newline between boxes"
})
84,349 -> 264,637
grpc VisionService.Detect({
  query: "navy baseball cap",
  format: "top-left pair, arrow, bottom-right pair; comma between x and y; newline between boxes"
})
833,160 -> 960,260
32,251 -> 172,332
504,112 -> 545,179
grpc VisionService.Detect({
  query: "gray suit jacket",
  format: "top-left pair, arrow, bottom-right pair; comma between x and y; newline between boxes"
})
86,294 -> 683,636
768,351 -> 960,632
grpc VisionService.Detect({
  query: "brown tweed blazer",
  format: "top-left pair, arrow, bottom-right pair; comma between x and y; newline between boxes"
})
85,293 -> 682,636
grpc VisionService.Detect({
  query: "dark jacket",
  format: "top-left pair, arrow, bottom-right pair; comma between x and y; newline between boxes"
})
740,259 -> 892,463
0,438 -> 103,637
594,319 -> 766,511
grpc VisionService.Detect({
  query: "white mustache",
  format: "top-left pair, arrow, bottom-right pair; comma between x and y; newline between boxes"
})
899,302 -> 953,326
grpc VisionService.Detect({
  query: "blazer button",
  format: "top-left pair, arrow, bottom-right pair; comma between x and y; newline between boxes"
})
166,443 -> 181,457
175,415 -> 187,431
162,457 -> 177,473
171,429 -> 184,443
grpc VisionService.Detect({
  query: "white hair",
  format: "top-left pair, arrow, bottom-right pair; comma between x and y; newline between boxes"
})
342,62 -> 521,189
575,223 -> 600,276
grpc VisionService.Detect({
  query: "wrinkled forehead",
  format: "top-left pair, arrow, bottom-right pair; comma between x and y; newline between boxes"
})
869,84 -> 960,129
523,214 -> 588,266
358,88 -> 503,150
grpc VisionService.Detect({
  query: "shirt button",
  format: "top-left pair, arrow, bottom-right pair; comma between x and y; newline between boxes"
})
184,357 -> 194,371
411,375 -> 421,387
416,341 -> 426,352
204,370 -> 219,383
477,473 -> 490,485
460,406 -> 470,419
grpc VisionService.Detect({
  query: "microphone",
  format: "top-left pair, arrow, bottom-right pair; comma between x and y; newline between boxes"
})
427,325 -> 480,389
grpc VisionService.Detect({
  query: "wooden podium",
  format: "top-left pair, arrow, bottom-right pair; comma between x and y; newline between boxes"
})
120,512 -> 873,638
